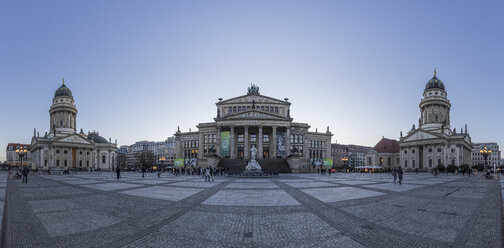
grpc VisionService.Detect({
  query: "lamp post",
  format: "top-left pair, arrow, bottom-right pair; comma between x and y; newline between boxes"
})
15,146 -> 28,171
479,146 -> 492,173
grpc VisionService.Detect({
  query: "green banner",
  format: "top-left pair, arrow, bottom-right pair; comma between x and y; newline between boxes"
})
323,158 -> 333,167
221,131 -> 230,157
174,159 -> 184,167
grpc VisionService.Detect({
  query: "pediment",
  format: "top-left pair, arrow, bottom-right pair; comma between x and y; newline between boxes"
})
55,134 -> 93,145
219,95 -> 287,105
402,130 -> 440,142
219,110 -> 288,121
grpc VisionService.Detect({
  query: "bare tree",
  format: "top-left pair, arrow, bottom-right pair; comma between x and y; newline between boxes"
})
116,153 -> 127,170
135,150 -> 155,171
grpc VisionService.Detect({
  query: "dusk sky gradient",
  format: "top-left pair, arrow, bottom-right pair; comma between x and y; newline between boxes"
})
1,0 -> 503,161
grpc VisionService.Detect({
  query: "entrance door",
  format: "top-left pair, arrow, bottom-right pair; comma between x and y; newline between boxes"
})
238,146 -> 244,159
419,146 -> 424,169
263,146 -> 269,158
72,148 -> 77,168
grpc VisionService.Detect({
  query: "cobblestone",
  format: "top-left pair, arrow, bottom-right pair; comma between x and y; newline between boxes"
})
1,172 -> 502,247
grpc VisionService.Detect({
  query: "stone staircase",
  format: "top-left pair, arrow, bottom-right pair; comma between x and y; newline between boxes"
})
218,158 -> 291,174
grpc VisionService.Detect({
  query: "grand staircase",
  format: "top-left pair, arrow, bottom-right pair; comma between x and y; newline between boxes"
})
218,158 -> 291,174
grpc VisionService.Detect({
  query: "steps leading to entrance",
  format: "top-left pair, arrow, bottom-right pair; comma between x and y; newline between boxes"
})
218,158 -> 291,174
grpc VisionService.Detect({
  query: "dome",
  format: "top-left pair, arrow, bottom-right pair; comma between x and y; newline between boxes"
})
424,69 -> 445,91
54,81 -> 73,98
87,133 -> 108,143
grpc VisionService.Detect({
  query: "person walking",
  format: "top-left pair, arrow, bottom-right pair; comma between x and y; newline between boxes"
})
142,167 -> 145,178
205,167 -> 211,182
397,167 -> 403,185
116,166 -> 121,180
22,166 -> 29,183
392,167 -> 397,184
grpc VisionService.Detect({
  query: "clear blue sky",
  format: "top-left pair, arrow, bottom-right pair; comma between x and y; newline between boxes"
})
1,0 -> 503,161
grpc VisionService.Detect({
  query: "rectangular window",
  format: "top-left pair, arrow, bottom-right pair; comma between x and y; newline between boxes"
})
213,135 -> 217,143
261,106 -> 264,111
429,159 -> 432,167
233,106 -> 236,113
299,135 -> 303,144
102,155 -> 106,164
263,134 -> 269,142
404,150 -> 407,154
404,160 -> 407,167
290,134 -> 294,143
64,160 -> 67,167
238,134 -> 244,142
56,160 -> 60,167
412,150 -> 415,153
79,151 -> 82,155
412,160 -> 415,168
428,148 -> 432,152
295,135 -> 299,144
204,135 -> 208,144
451,159 -> 455,165
44,160 -> 47,167
451,149 -> 455,153
79,160 -> 82,167
87,160 -> 89,167
250,134 -> 256,142
437,148 -> 442,152
275,107 -> 278,113
56,150 -> 60,154
238,106 -> 242,112
438,159 -> 441,165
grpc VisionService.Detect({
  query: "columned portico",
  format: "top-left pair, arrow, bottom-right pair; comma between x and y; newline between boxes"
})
272,126 -> 277,158
258,126 -> 263,159
244,126 -> 249,159
286,127 -> 291,156
230,126 -> 235,159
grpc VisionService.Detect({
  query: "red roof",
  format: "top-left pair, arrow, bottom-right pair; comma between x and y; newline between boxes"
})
373,138 -> 399,153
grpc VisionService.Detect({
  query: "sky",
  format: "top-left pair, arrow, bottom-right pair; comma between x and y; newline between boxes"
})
0,0 -> 503,161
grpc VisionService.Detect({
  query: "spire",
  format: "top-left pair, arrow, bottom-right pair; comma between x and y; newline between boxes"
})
434,67 -> 437,77
62,78 -> 65,85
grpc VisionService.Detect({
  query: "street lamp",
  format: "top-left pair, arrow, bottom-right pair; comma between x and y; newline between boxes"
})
479,146 -> 492,173
15,146 -> 28,170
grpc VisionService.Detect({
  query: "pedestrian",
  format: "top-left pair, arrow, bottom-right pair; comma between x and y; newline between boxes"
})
142,167 -> 145,178
397,167 -> 403,185
22,166 -> 29,183
205,167 -> 211,182
392,167 -> 397,184
116,166 -> 121,180
210,167 -> 215,181
157,170 -> 161,178
415,168 -> 418,174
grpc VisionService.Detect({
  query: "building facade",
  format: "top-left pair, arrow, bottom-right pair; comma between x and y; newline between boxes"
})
331,144 -> 372,167
471,143 -> 501,168
365,138 -> 400,169
125,137 -> 176,169
399,70 -> 472,171
30,81 -> 118,170
6,143 -> 31,167
175,85 -> 332,172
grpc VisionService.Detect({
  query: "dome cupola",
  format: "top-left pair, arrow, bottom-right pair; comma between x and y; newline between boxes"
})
54,78 -> 73,98
424,68 -> 445,91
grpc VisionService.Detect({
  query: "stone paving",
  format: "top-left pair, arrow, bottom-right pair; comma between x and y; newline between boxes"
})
2,171 -> 503,247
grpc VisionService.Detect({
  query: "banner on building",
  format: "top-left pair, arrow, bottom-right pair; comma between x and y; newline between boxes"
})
174,159 -> 184,167
221,131 -> 230,157
323,158 -> 333,167
277,132 -> 286,156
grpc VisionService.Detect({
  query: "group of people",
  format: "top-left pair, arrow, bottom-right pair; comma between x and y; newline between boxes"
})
317,168 -> 332,175
391,167 -> 404,184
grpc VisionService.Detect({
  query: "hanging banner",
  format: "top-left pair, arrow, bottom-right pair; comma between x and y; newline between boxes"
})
323,158 -> 333,167
221,131 -> 230,157
277,132 -> 286,156
174,159 -> 184,167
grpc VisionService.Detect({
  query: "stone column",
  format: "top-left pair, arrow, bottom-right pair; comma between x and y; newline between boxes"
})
198,132 -> 204,159
217,127 -> 222,156
272,126 -> 277,158
230,126 -> 235,159
285,127 -> 291,157
258,126 -> 263,159
244,126 -> 249,159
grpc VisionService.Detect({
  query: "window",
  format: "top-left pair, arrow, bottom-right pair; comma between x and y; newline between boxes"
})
428,148 -> 432,152
451,149 -> 455,153
435,115 -> 438,121
261,106 -> 264,111
404,150 -> 407,154
56,150 -> 60,154
204,135 -> 208,144
238,106 -> 241,112
87,152 -> 89,155
233,106 -> 236,113
102,155 -> 106,164
212,135 -> 217,143
265,106 -> 269,112
87,161 -> 89,167
412,150 -> 416,154
438,159 -> 441,165
250,134 -> 256,142
295,135 -> 299,144
299,135 -> 303,144
412,160 -> 415,168
452,159 -> 455,165
275,107 -> 278,113
79,160 -> 82,167
290,135 -> 294,143
429,159 -> 432,167
404,160 -> 408,167
64,160 -> 67,167
44,160 -> 47,167
79,151 -> 82,155
263,134 -> 269,142
380,157 -> 383,166
238,134 -> 244,142
437,148 -> 441,152
64,150 -> 68,154
56,160 -> 60,167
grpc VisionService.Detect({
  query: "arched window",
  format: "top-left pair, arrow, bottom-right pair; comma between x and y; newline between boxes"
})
379,157 -> 383,166
102,155 -> 106,164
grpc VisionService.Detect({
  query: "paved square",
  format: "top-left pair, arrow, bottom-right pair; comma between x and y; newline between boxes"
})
203,189 -> 300,206
121,186 -> 203,201
168,181 -> 221,188
301,187 -> 384,202
284,181 -> 340,188
362,183 -> 424,192
81,182 -> 141,191
225,182 -> 279,189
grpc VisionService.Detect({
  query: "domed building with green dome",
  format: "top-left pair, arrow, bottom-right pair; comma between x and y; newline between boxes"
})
398,69 -> 472,171
29,80 -> 118,171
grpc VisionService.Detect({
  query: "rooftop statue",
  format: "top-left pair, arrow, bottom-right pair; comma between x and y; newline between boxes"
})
247,83 -> 260,95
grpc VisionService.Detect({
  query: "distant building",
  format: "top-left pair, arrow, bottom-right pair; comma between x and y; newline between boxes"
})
6,143 -> 31,167
125,137 -> 176,168
331,144 -> 372,167
399,70 -> 472,171
471,143 -> 500,168
366,138 -> 400,169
